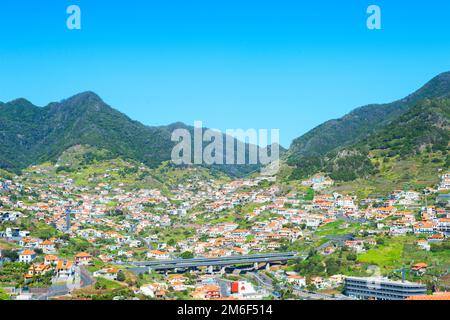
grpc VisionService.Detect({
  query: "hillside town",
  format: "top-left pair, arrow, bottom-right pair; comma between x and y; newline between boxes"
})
0,164 -> 449,300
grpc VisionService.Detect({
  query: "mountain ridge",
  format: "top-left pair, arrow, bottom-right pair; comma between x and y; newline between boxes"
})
286,71 -> 450,182
0,92 -> 269,176
287,71 -> 450,161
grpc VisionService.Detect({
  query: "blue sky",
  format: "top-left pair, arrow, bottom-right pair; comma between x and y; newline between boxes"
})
1,0 -> 450,147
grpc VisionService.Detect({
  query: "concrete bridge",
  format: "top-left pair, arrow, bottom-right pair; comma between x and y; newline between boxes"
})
127,252 -> 299,274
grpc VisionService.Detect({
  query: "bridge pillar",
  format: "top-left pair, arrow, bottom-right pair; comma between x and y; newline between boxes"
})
207,266 -> 214,274
254,262 -> 259,270
266,263 -> 271,271
220,267 -> 226,275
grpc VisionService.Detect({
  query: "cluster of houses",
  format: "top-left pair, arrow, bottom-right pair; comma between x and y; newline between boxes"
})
138,274 -> 267,300
438,172 -> 450,192
302,175 -> 334,191
0,164 -> 449,300
22,251 -> 92,283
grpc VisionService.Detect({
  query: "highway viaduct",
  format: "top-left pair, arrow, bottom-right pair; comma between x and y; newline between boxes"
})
125,252 -> 300,274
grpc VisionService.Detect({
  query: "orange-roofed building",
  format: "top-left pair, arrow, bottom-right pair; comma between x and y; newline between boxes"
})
75,252 -> 93,266
413,221 -> 435,234
412,263 -> 428,271
44,254 -> 59,265
192,285 -> 221,300
287,275 -> 306,287
146,250 -> 170,260
39,239 -> 56,253
26,263 -> 52,278
19,249 -> 36,263
56,260 -> 74,277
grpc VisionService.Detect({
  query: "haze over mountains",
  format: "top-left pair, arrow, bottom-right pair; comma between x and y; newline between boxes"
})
0,71 -> 449,183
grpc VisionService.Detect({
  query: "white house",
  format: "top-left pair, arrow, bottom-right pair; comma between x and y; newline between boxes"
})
146,250 -> 170,260
287,275 -> 306,288
19,249 -> 36,263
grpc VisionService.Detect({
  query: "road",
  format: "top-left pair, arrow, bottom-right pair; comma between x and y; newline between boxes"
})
248,271 -> 354,301
125,252 -> 299,273
127,252 -> 298,267
79,267 -> 95,287
250,272 -> 274,290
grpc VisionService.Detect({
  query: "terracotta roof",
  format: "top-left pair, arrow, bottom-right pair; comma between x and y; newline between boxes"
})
75,252 -> 92,258
56,260 -> 73,270
21,249 -> 36,256
412,263 -> 428,269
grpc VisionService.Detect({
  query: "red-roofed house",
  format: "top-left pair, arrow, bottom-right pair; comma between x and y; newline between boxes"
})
19,249 -> 36,263
75,252 -> 93,266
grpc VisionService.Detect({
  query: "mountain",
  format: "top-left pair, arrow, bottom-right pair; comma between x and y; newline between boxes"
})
287,72 -> 450,181
0,92 -> 273,176
326,98 -> 449,181
288,71 -> 450,161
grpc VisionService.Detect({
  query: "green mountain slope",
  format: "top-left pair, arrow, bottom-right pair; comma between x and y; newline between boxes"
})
0,92 -> 268,177
287,71 -> 450,162
287,72 -> 450,182
288,98 -> 450,190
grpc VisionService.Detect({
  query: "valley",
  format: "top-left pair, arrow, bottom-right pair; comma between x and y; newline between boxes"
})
0,71 -> 449,300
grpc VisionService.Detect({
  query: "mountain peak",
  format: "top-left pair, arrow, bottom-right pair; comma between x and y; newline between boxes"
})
64,91 -> 104,104
5,98 -> 36,108
49,91 -> 110,114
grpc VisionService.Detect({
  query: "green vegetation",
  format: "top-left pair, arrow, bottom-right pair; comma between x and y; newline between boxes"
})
316,220 -> 360,237
94,277 -> 124,290
286,73 -> 450,187
0,92 -> 262,177
357,236 -> 450,276
0,263 -> 29,286
180,251 -> 195,259
0,288 -> 10,300
358,240 -> 404,269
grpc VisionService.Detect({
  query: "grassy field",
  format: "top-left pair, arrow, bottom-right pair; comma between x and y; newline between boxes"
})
0,240 -> 18,250
358,241 -> 404,269
316,220 -> 360,237
357,235 -> 450,275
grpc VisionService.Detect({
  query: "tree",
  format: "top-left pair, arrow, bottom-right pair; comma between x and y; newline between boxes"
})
1,250 -> 18,262
117,270 -> 126,282
95,281 -> 106,290
180,251 -> 194,259
347,253 -> 357,261
325,258 -> 340,275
